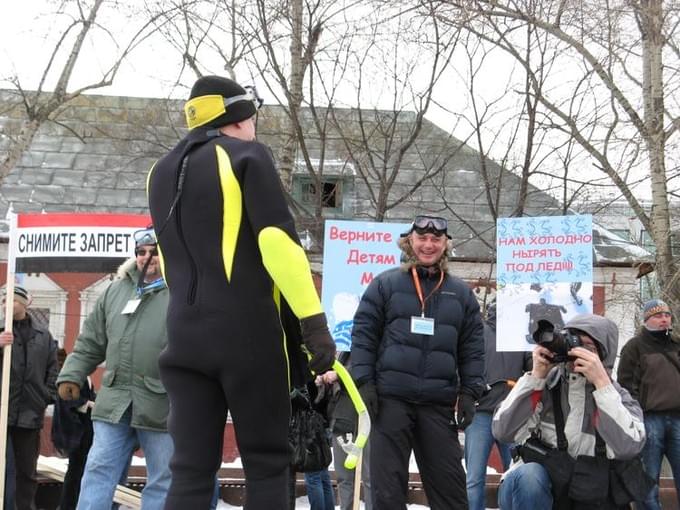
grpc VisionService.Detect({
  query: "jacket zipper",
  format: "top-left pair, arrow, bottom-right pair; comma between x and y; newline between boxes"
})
174,189 -> 198,305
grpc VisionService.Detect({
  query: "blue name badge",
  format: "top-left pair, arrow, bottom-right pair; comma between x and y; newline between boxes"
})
411,316 -> 435,336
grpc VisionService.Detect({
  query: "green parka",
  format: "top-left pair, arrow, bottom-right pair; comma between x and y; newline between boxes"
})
57,259 -> 169,431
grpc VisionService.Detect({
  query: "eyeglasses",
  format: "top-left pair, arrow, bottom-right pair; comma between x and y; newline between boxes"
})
135,248 -> 158,257
413,215 -> 448,232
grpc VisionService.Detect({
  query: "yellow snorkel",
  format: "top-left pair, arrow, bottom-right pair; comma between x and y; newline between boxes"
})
304,351 -> 371,470
331,359 -> 371,469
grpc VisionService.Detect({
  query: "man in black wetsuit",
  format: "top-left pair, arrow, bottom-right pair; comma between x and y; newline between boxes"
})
147,76 -> 336,509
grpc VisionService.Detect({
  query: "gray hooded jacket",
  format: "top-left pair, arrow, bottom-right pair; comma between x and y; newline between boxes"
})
492,314 -> 645,474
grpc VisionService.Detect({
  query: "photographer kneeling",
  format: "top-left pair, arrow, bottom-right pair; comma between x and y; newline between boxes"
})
492,314 -> 647,510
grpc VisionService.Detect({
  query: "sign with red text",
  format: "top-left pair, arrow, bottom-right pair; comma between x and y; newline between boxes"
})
321,219 -> 408,351
10,213 -> 151,273
496,214 -> 593,351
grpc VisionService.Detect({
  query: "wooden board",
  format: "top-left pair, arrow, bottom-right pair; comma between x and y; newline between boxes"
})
37,456 -> 142,508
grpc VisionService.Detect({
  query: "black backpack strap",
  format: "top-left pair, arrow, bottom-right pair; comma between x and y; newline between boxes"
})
550,379 -> 569,451
594,429 -> 607,458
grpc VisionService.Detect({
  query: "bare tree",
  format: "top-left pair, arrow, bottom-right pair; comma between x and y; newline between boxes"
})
425,0 -> 680,307
328,3 -> 467,221
0,0 -> 185,181
147,0 -> 262,82
243,0 -> 334,193
230,0 -> 368,244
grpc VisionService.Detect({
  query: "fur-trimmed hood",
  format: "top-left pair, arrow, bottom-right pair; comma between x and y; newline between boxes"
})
116,257 -> 138,280
397,235 -> 452,272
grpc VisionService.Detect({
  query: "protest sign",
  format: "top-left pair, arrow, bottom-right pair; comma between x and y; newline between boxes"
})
321,219 -> 408,351
496,215 -> 593,351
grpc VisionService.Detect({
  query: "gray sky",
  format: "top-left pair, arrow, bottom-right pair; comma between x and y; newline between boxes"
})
2,2 -> 666,203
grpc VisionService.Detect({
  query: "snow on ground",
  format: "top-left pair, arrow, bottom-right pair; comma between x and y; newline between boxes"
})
210,456 -> 433,509
215,499 -> 430,509
48,430 -> 501,509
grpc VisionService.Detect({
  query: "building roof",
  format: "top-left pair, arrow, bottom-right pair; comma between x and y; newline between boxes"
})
0,89 -> 653,269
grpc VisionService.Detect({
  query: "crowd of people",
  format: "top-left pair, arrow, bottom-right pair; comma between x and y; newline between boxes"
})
0,73 -> 678,510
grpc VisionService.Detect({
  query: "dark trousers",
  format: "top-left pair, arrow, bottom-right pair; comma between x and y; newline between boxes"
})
5,435 -> 16,510
58,420 -> 94,510
288,469 -> 297,510
369,398 -> 468,510
7,426 -> 41,510
159,354 -> 291,510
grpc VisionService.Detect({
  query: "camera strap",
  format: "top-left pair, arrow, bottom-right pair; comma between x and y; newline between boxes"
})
551,378 -> 607,457
594,430 -> 607,458
550,379 -> 569,451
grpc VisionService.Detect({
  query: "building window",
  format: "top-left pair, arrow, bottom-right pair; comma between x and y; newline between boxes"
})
639,230 -> 655,252
610,229 -> 631,242
302,180 -> 341,208
294,176 -> 344,214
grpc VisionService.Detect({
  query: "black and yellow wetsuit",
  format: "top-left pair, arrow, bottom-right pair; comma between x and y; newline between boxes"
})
147,127 -> 323,509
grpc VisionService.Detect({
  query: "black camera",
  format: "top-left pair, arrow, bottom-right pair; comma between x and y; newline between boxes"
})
511,434 -> 554,463
531,319 -> 582,363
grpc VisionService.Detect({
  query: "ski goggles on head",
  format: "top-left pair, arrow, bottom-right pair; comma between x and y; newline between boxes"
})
413,215 -> 447,231
242,86 -> 264,110
405,215 -> 451,239
133,226 -> 157,248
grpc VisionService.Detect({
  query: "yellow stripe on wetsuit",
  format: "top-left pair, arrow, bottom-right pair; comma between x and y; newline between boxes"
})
145,162 -> 168,286
215,145 -> 242,282
259,227 -> 323,320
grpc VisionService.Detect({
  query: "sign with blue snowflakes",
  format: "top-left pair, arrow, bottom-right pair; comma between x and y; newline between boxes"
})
496,215 -> 593,351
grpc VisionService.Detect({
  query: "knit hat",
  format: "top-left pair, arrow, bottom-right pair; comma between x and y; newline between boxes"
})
184,76 -> 259,130
642,299 -> 671,322
13,286 -> 30,306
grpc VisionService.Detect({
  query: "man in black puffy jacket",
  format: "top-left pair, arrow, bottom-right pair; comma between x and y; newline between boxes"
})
350,215 -> 485,510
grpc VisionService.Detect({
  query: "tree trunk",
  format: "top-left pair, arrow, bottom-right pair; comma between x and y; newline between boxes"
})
2,0 -> 105,185
639,0 -> 677,305
0,119 -> 40,181
279,0 -> 305,192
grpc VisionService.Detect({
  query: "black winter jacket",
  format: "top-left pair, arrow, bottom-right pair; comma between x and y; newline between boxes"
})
1,315 -> 58,429
617,327 -> 680,413
351,266 -> 485,404
477,322 -> 530,413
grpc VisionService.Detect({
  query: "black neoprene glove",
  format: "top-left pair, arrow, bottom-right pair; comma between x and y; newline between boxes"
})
359,382 -> 379,420
300,312 -> 336,374
456,391 -> 477,431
